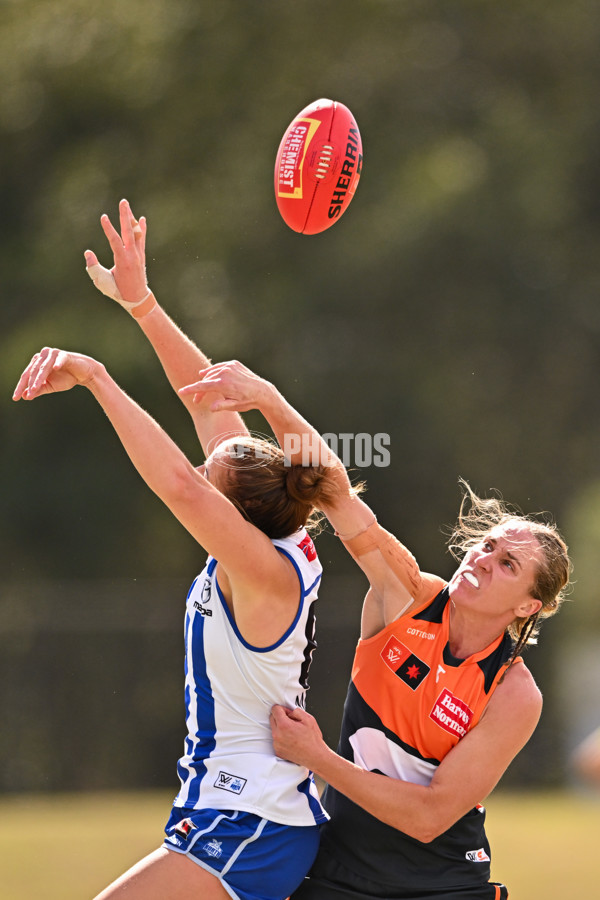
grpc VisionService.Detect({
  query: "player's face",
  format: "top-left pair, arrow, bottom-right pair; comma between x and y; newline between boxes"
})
448,521 -> 543,620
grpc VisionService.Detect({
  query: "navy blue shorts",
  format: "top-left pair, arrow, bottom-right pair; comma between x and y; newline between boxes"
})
291,853 -> 509,900
163,805 -> 321,900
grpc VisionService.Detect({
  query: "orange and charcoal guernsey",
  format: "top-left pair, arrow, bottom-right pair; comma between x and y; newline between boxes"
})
311,528 -> 512,900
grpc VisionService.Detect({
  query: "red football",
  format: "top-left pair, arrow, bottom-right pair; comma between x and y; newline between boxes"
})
274,98 -> 363,235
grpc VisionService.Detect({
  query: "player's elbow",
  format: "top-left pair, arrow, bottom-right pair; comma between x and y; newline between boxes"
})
398,800 -> 456,844
163,462 -> 206,507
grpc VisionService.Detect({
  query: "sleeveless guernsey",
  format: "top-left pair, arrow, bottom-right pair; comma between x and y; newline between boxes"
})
174,527 -> 328,827
318,557 -> 516,895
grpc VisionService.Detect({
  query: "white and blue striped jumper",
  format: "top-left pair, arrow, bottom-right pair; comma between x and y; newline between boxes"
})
174,527 -> 328,827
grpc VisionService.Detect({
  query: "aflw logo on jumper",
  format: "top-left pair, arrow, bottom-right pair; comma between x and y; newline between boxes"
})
430,688 -> 474,738
214,771 -> 247,794
466,848 -> 490,863
381,636 -> 430,690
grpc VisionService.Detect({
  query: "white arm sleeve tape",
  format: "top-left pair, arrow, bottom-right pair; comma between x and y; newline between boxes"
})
86,263 -> 150,311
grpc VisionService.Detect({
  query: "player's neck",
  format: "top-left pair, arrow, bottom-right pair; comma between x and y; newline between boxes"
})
447,601 -> 508,659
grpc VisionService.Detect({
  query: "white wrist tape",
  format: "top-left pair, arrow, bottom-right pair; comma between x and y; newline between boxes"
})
86,263 -> 151,311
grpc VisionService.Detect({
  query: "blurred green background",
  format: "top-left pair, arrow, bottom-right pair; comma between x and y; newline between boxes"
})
2,789 -> 600,899
2,0 -> 600,891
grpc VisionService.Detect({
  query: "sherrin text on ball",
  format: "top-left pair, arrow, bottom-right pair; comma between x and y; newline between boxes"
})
274,98 -> 363,234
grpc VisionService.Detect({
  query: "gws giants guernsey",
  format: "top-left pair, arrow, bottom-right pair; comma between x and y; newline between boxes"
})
175,527 -> 327,827
320,580 -> 517,895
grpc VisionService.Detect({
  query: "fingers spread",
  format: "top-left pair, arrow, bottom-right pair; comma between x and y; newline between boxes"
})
100,213 -> 123,253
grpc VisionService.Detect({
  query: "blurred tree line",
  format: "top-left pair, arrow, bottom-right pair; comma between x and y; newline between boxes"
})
2,0 -> 600,792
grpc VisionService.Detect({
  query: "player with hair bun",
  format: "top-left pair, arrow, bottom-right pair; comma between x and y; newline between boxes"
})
212,434 -> 333,539
12,200 -> 360,900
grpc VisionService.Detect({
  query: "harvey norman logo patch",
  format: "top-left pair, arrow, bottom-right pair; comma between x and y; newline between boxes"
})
430,688 -> 474,738
381,636 -> 430,690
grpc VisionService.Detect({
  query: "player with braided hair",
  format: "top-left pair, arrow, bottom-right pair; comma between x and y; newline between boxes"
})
184,361 -> 572,900
447,479 -> 569,671
26,197 -> 571,899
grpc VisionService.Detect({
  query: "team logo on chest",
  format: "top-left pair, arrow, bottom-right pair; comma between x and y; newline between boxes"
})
381,635 -> 430,690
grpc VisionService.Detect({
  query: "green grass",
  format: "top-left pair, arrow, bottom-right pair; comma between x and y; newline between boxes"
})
0,789 -> 598,898
485,790 -> 600,896
0,791 -> 171,899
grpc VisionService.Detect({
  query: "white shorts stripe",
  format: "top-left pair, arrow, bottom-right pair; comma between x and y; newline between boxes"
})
220,816 -> 268,876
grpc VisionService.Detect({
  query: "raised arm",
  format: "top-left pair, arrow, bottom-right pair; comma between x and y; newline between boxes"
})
85,198 -> 248,457
180,359 -> 374,534
12,348 -> 295,633
180,361 -> 432,633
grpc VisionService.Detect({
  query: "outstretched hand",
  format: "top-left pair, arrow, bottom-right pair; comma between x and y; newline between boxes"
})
85,198 -> 149,307
13,347 -> 99,401
178,360 -> 273,413
270,704 -> 327,771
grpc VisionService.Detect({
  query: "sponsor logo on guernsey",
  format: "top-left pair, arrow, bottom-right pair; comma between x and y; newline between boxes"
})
297,533 -> 317,561
406,626 -> 435,640
381,636 -> 430,690
430,688 -> 474,738
214,771 -> 247,794
193,577 -> 213,617
466,848 -> 491,862
203,839 -> 223,859
174,817 -> 197,840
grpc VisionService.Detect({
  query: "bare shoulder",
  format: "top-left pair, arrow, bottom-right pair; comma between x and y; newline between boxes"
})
500,660 -> 542,702
484,661 -> 543,729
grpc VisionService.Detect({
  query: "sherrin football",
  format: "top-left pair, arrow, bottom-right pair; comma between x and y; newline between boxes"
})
274,98 -> 363,235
